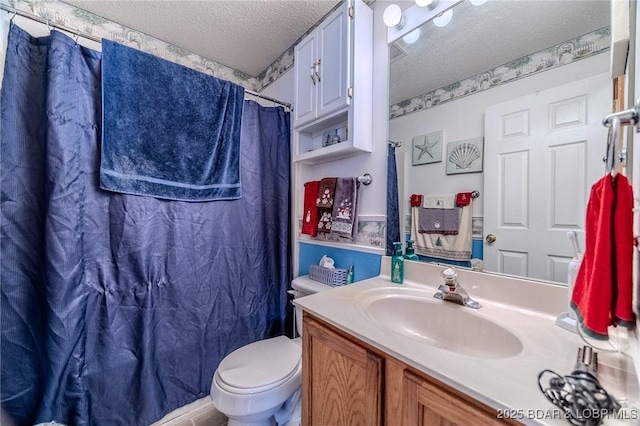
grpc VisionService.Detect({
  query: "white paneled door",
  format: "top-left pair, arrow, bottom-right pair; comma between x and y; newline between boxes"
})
484,73 -> 611,283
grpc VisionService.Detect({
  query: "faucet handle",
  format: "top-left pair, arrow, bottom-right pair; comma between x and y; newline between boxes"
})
437,284 -> 450,293
441,267 -> 458,287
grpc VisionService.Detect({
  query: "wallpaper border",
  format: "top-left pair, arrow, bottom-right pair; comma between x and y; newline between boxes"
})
5,0 -> 259,90
389,27 -> 611,120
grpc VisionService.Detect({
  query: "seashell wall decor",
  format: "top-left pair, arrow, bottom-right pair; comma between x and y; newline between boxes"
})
446,137 -> 484,175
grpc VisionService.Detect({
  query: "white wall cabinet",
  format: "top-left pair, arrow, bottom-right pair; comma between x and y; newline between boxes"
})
292,0 -> 373,165
294,4 -> 349,127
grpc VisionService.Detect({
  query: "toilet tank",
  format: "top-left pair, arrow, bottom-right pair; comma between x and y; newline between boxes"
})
290,276 -> 334,337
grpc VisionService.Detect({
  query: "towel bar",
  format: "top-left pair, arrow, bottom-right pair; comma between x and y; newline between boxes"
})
358,173 -> 372,186
602,99 -> 640,131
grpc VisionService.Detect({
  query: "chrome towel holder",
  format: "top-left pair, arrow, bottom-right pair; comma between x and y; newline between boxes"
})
601,99 -> 639,176
357,173 -> 373,186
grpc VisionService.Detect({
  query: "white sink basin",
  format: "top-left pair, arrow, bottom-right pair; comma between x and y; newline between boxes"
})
356,287 -> 523,359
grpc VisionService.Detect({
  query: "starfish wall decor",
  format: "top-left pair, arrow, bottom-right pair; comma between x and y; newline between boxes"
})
412,130 -> 443,166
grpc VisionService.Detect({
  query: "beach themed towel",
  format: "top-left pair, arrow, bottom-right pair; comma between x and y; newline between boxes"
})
101,39 -> 244,201
330,177 -> 360,239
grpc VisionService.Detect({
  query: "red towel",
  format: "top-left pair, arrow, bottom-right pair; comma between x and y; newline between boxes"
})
571,174 -> 635,339
456,192 -> 473,207
410,194 -> 422,207
302,181 -> 320,236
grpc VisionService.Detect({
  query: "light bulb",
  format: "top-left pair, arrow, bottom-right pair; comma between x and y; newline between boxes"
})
433,9 -> 453,27
415,0 -> 438,8
383,4 -> 404,29
402,28 -> 420,44
469,0 -> 487,5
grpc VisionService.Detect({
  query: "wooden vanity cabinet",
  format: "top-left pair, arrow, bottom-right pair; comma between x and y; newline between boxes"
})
401,369 -> 507,425
302,312 -> 519,426
302,312 -> 383,425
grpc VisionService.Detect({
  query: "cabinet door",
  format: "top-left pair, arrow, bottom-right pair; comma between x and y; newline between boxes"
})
316,2 -> 350,119
402,371 -> 503,426
302,313 -> 383,426
294,32 -> 317,127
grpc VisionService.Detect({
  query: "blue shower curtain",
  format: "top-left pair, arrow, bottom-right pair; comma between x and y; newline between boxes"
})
1,24 -> 291,426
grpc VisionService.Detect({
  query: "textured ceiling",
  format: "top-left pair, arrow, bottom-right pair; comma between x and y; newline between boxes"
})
63,0 -> 340,77
390,0 -> 611,105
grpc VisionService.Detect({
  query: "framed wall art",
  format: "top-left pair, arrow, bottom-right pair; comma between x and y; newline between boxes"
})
412,131 -> 443,166
446,137 -> 484,175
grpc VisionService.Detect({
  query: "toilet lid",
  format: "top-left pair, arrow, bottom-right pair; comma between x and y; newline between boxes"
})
217,336 -> 302,394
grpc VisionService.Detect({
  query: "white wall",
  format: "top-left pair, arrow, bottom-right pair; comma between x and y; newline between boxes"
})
390,53 -> 609,224
254,66 -> 295,108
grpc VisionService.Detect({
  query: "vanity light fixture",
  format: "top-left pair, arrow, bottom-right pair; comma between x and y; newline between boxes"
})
383,4 -> 405,29
415,0 -> 439,9
433,9 -> 453,27
402,28 -> 421,44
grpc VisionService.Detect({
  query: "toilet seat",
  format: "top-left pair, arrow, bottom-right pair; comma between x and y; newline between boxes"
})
216,335 -> 302,395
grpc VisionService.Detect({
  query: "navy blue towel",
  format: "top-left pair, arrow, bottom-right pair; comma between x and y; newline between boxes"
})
101,40 -> 244,201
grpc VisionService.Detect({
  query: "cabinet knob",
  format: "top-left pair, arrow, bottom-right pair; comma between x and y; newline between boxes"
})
485,234 -> 497,244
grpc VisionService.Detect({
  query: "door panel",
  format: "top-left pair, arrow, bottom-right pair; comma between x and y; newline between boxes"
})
485,73 -> 610,282
317,5 -> 349,118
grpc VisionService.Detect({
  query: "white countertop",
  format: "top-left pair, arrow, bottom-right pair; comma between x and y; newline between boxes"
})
293,259 -> 640,425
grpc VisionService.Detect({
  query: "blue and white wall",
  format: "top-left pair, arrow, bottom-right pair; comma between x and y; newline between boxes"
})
261,1 -> 391,282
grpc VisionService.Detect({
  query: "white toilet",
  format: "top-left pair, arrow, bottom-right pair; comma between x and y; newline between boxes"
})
210,276 -> 333,426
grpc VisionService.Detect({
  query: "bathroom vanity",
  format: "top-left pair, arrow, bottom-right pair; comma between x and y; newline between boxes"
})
294,260 -> 640,425
303,312 -> 518,425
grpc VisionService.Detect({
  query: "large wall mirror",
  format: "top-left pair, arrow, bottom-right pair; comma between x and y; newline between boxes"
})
388,0 -> 612,285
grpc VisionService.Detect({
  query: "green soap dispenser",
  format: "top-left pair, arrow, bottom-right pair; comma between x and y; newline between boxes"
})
391,242 -> 404,284
404,240 -> 419,261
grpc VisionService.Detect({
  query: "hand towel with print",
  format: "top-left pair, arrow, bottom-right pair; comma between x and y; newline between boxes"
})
316,178 -> 337,209
418,208 -> 460,234
422,194 -> 455,209
316,178 -> 337,234
411,204 -> 473,261
456,192 -> 473,207
330,177 -> 360,239
302,181 -> 320,236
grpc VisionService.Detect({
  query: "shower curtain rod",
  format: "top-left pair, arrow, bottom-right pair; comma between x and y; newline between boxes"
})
1,5 -> 292,110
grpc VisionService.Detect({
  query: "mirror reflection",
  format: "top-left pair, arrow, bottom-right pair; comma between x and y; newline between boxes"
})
388,0 -> 611,285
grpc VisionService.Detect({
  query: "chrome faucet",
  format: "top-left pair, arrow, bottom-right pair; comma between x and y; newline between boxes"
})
433,268 -> 481,309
